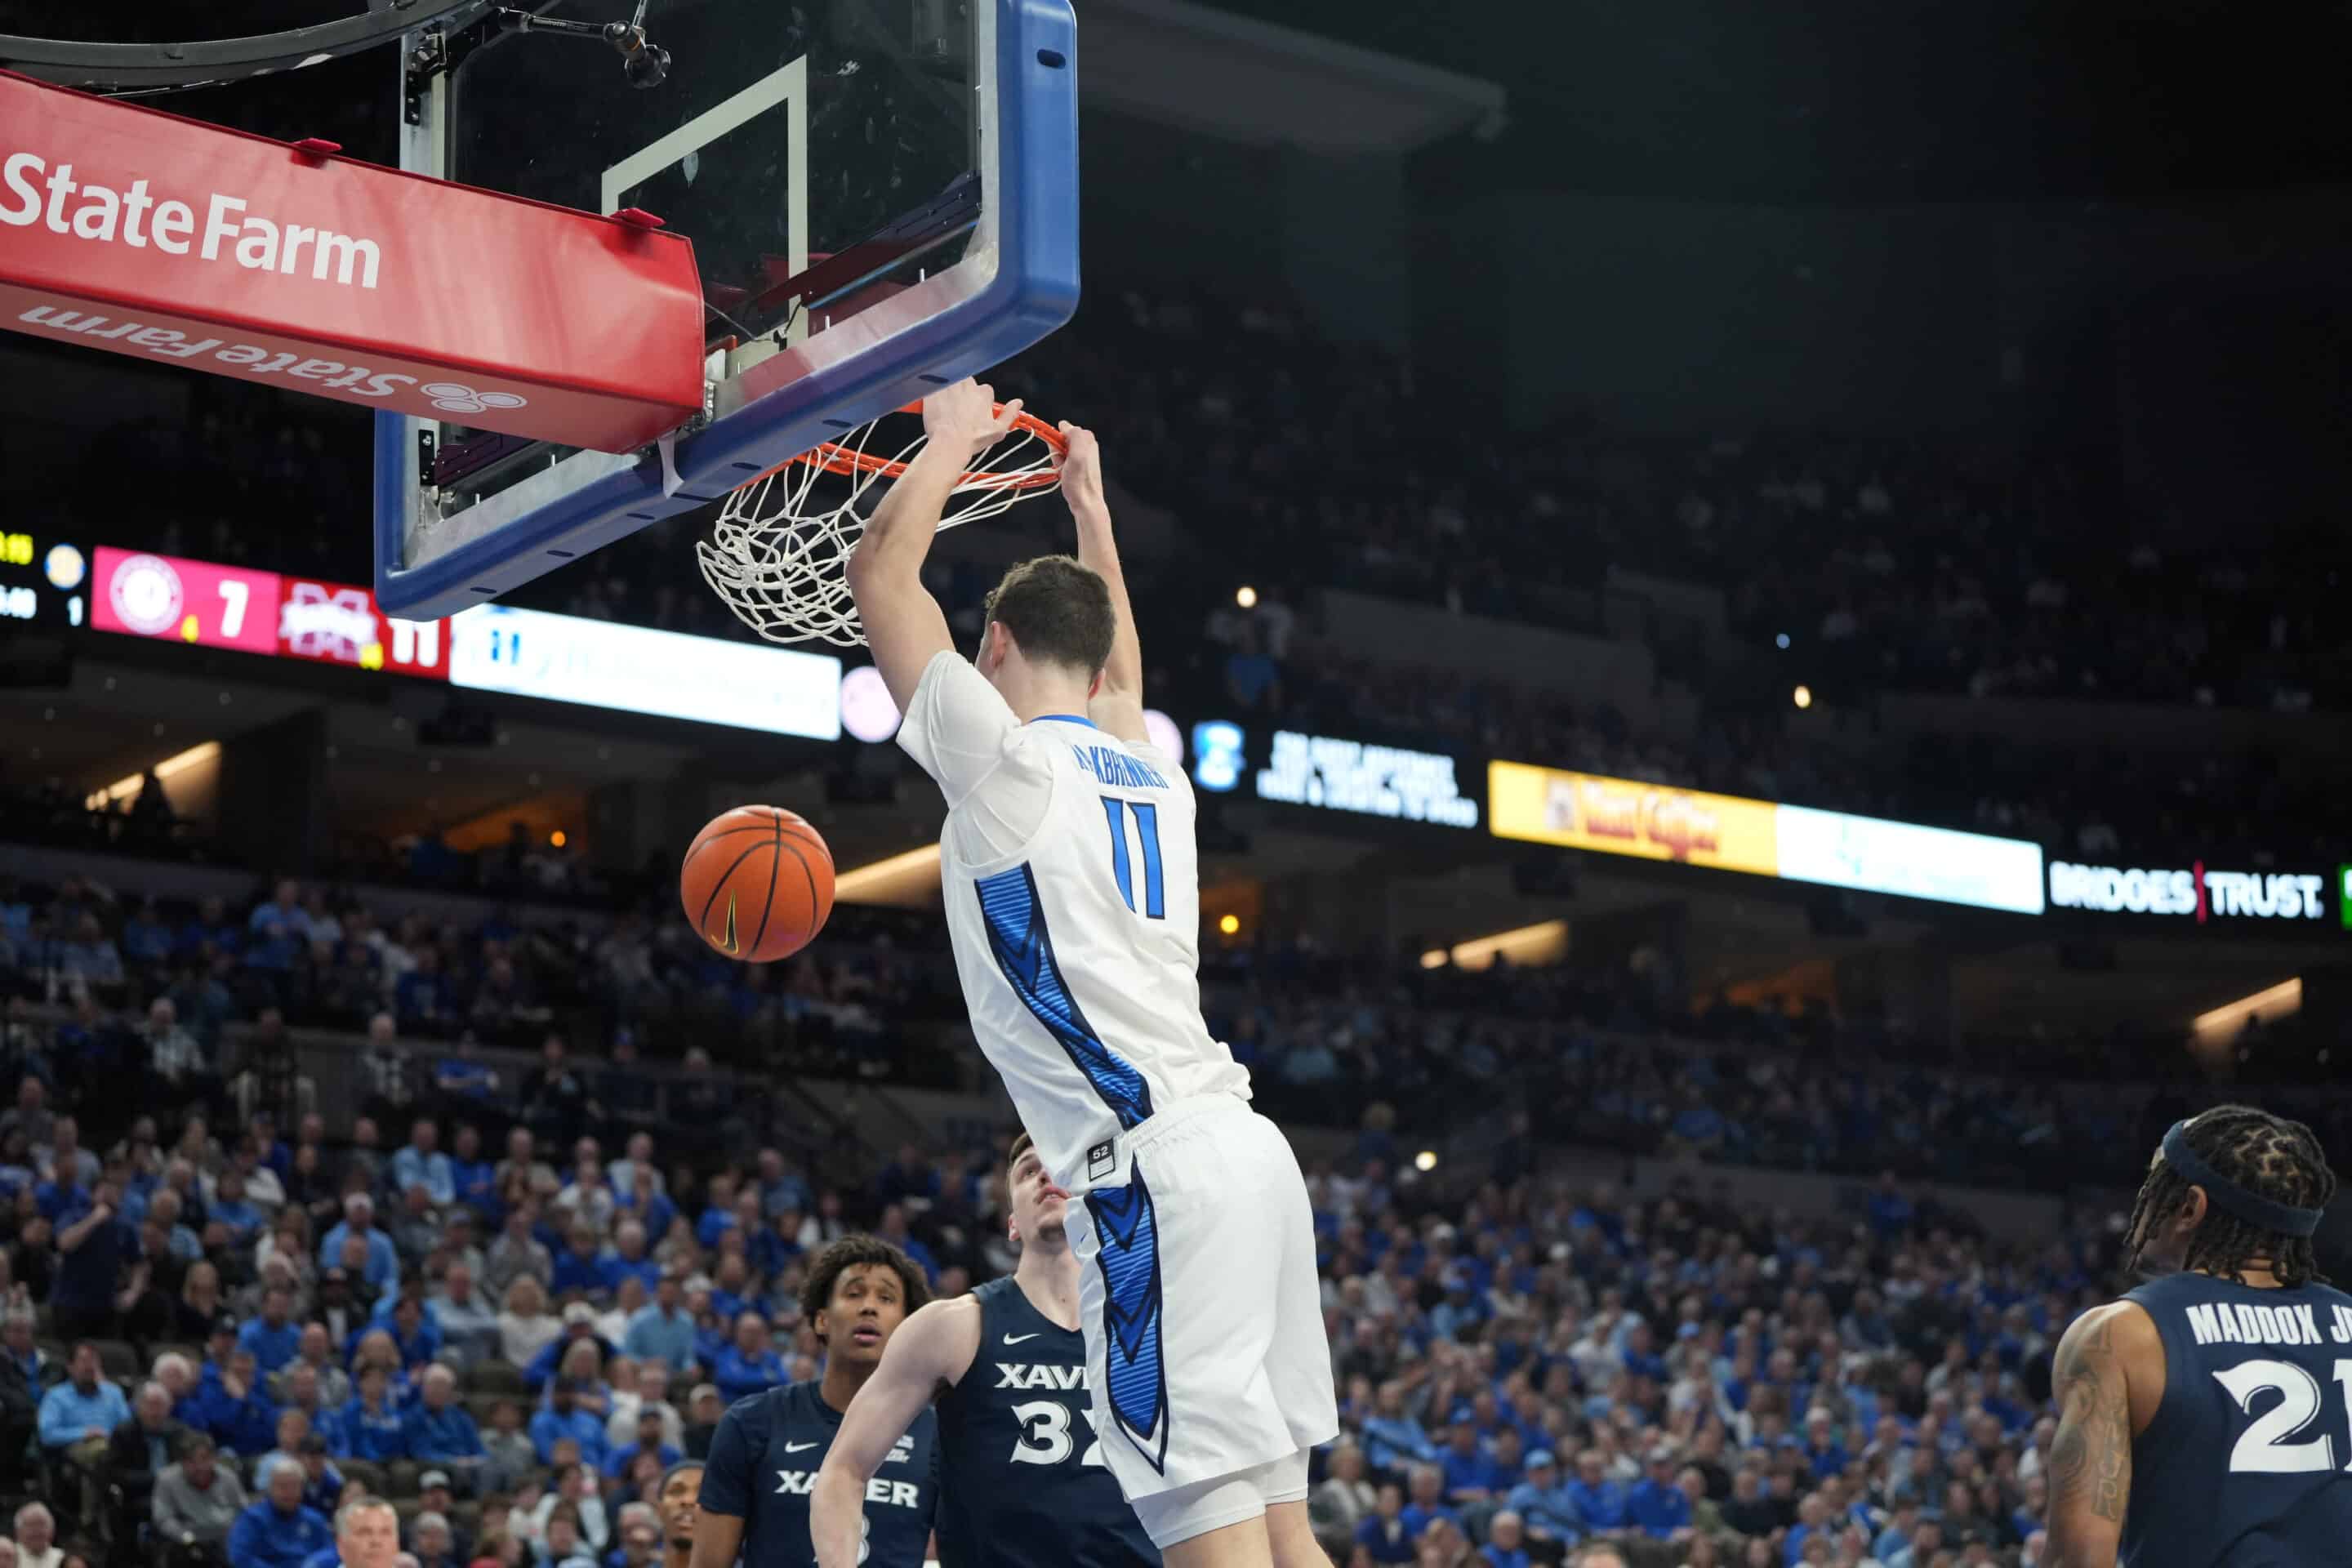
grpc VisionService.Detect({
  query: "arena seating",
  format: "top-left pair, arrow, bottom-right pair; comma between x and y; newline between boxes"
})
0,855 -> 2329,1568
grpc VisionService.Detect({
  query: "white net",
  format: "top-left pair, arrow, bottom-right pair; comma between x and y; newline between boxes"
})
697,410 -> 1064,647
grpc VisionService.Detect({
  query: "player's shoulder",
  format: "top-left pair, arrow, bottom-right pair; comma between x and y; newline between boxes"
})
719,1380 -> 797,1432
2057,1297 -> 2163,1372
896,1294 -> 986,1374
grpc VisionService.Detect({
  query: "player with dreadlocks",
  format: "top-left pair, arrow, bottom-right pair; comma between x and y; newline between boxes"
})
2044,1104 -> 2350,1567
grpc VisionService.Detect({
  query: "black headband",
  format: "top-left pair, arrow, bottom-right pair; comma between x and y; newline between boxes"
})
2161,1120 -> 2325,1239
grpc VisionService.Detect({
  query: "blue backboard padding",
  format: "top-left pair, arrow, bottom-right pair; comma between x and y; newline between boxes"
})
373,0 -> 1080,621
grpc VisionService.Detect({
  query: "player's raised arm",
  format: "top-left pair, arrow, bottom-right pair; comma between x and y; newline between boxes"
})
2043,1301 -> 2153,1568
1058,422 -> 1149,746
810,1298 -> 979,1568
845,379 -> 1024,711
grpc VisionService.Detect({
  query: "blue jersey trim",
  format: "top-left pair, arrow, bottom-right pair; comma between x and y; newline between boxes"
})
1085,1165 -> 1169,1473
973,865 -> 1154,1130
1031,713 -> 1099,729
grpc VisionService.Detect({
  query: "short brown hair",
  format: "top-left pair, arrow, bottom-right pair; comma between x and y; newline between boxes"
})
801,1234 -> 930,1345
1007,1131 -> 1035,1176
982,555 -> 1114,674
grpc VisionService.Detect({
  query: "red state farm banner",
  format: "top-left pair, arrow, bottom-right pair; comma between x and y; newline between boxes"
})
0,71 -> 704,454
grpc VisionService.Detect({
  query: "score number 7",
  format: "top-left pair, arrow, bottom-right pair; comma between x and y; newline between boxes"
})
216,578 -> 249,637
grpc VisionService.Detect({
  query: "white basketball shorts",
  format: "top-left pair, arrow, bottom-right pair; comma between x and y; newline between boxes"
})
1062,1094 -> 1339,1514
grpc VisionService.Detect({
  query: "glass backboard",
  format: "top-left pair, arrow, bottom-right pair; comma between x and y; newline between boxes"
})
372,0 -> 1077,621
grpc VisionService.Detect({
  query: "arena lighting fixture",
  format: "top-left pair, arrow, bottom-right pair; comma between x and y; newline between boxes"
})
2192,978 -> 2302,1043
1418,919 -> 1569,973
1414,1150 -> 1438,1172
1218,914 -> 1241,935
1236,585 -> 1258,608
83,740 -> 219,811
1793,684 -> 1814,710
833,844 -> 942,903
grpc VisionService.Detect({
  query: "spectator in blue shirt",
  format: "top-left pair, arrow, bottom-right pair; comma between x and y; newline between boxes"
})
1800,1410 -> 1849,1482
38,1340 -> 130,1459
1361,1382 -> 1441,1476
525,1307 -> 613,1391
370,1294 -> 445,1374
318,1194 -> 400,1292
202,1350 -> 281,1459
50,1182 -> 136,1339
1352,1484 -> 1415,1566
448,1125 -> 497,1218
336,1364 -> 409,1463
1481,1511 -> 1531,1568
1506,1451 -> 1583,1548
35,1169 -> 91,1224
1397,1465 -> 1462,1541
612,1165 -> 677,1243
1566,1450 -> 1629,1532
229,1463 -> 334,1568
403,1365 -> 487,1485
247,880 -> 313,944
1439,1422 -> 1499,1504
391,1119 -> 456,1209
528,1379 -> 608,1469
1626,1450 -> 1692,1539
1620,1321 -> 1668,1385
604,1407 -> 681,1482
751,1210 -> 803,1281
551,1223 -> 608,1299
239,1285 -> 305,1377
208,1169 -> 265,1246
755,1147 -> 810,1218
623,1277 -> 698,1374
599,1221 -> 662,1298
430,1262 -> 502,1368
712,1313 -> 788,1404
875,1205 -> 938,1284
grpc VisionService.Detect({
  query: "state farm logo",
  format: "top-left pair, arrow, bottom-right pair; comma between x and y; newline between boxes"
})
18,308 -> 533,419
108,552 -> 184,635
422,382 -> 528,415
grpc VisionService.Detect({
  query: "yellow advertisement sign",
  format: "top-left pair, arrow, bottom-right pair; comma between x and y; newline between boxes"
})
1487,760 -> 1780,875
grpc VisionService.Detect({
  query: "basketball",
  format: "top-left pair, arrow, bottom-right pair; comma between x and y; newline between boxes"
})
679,805 -> 836,963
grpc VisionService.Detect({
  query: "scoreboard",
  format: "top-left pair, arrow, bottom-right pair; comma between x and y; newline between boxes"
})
0,531 -> 87,629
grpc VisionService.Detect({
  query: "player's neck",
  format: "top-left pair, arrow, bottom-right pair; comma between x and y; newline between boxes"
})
1013,1241 -> 1081,1331
990,663 -> 1094,725
817,1354 -> 875,1414
2193,1262 -> 2287,1289
664,1548 -> 692,1568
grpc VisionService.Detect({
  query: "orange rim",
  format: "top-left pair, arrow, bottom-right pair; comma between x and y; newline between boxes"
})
791,400 -> 1067,488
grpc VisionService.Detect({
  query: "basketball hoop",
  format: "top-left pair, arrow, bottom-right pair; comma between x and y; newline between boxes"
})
697,400 -> 1067,648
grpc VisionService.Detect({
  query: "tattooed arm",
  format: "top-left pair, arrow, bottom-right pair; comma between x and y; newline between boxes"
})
2045,1301 -> 2160,1568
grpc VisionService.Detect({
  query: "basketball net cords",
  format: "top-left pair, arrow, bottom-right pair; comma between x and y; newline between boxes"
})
697,415 -> 1061,648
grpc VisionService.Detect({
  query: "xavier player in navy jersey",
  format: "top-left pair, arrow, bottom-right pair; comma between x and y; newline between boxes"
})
2047,1104 -> 2350,1567
812,1134 -> 1160,1568
690,1236 -> 941,1568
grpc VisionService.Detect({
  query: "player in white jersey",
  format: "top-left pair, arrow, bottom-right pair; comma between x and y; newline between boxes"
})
844,380 -> 1337,1568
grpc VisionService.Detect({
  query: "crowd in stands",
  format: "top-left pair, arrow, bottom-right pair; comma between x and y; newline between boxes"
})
0,830 -> 2342,1568
0,870 -> 2161,1568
